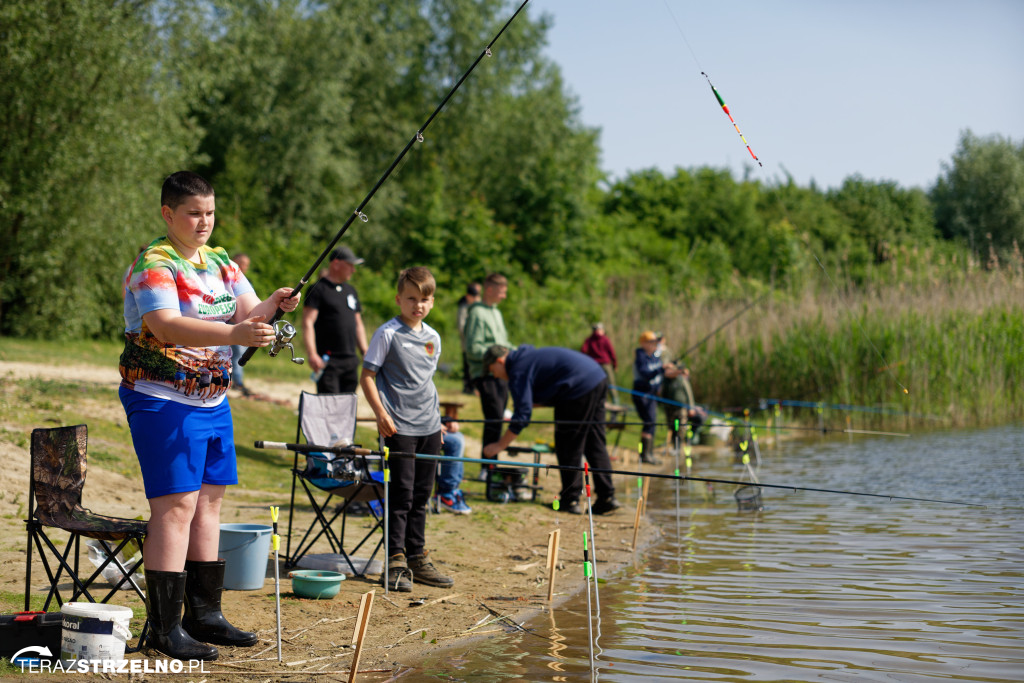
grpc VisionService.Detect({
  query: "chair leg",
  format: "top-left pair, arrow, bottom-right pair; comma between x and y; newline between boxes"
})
287,480 -> 346,567
35,530 -> 96,610
91,538 -> 147,604
25,523 -> 37,611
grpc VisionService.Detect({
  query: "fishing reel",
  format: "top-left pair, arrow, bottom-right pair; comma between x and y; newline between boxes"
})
268,321 -> 305,365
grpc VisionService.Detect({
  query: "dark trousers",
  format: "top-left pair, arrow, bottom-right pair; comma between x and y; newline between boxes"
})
632,385 -> 658,438
383,431 -> 441,558
555,379 -> 615,504
461,351 -> 473,393
317,356 -> 359,394
473,375 -> 508,460
665,406 -> 684,446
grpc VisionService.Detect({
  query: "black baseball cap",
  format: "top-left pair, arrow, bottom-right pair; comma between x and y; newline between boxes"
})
330,246 -> 364,265
481,345 -> 509,374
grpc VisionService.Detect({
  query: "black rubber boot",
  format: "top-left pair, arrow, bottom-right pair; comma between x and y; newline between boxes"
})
182,559 -> 259,647
640,435 -> 661,465
144,569 -> 219,661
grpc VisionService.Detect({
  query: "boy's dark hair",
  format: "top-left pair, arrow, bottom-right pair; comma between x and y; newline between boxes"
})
397,266 -> 436,297
483,273 -> 507,288
161,171 -> 214,210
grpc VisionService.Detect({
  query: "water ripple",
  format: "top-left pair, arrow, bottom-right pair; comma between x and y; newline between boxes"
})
414,426 -> 1024,681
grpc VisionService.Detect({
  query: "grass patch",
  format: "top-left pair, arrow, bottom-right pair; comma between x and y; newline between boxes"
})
0,336 -> 312,383
0,589 -> 47,614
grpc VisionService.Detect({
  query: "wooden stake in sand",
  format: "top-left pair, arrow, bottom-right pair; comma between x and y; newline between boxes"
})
641,475 -> 651,516
631,497 -> 644,551
348,590 -> 375,683
546,528 -> 560,602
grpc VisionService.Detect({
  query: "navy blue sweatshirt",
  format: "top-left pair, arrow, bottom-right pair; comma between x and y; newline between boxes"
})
504,345 -> 607,434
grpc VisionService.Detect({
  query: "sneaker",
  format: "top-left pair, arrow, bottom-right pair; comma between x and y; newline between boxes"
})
380,553 -> 412,592
438,490 -> 472,515
591,496 -> 622,515
559,499 -> 582,515
407,551 -> 454,588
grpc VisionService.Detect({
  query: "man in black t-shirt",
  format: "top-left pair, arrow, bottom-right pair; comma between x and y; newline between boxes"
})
301,246 -> 369,393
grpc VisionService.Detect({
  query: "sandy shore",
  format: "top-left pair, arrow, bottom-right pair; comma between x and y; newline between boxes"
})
1,358 -> 668,680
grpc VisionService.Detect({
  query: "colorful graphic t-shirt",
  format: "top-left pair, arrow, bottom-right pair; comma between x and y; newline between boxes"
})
119,237 -> 254,405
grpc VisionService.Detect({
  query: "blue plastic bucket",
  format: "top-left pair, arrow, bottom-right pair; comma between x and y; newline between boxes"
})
218,523 -> 272,590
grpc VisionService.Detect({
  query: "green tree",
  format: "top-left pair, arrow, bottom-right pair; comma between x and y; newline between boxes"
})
828,177 -> 936,263
394,0 -> 602,285
932,130 -> 1024,255
0,0 -> 196,338
163,0 -> 400,295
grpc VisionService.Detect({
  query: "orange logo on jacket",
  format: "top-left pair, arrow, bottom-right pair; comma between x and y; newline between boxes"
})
424,342 -> 436,356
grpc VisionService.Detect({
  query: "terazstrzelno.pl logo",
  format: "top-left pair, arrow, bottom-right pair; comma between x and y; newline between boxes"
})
10,646 -> 210,675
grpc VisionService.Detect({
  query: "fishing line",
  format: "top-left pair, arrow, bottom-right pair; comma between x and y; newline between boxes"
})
657,2 -> 912,400
760,398 -> 929,420
253,442 -> 983,507
674,422 -> 683,540
239,0 -> 532,366
610,386 -> 894,432
661,0 -> 760,167
661,0 -> 704,73
678,291 -> 771,360
582,531 -> 596,681
582,463 -> 604,667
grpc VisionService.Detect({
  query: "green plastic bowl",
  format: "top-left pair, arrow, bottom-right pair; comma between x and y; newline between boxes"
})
288,570 -> 345,599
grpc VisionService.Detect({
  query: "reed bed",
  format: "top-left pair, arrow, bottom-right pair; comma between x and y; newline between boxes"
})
598,258 -> 1024,429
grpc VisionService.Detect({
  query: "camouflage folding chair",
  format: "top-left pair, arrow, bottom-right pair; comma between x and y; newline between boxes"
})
25,425 -> 149,611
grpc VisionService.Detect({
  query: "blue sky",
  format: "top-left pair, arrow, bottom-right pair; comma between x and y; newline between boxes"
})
532,0 -> 1024,190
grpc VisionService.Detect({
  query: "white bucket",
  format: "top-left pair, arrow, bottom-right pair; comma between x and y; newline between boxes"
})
60,602 -> 133,666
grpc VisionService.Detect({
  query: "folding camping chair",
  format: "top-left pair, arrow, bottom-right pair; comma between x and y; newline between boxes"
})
284,392 -> 385,577
24,425 -> 148,611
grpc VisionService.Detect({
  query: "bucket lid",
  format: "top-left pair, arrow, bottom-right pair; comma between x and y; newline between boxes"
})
61,602 -> 133,619
220,523 -> 272,534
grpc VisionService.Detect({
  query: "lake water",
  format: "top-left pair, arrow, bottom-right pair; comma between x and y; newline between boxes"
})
411,424 -> 1024,681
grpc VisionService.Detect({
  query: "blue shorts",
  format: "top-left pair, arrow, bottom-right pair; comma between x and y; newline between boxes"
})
119,387 -> 238,499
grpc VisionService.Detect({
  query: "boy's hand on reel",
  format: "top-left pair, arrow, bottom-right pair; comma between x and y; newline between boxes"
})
235,316 -> 275,346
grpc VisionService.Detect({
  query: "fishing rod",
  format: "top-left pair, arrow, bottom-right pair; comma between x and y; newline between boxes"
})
239,0 -> 532,367
759,398 -> 938,421
253,441 -> 981,507
606,386 -> 911,436
612,384 -> 707,412
677,290 -> 771,360
449,416 -> 908,437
